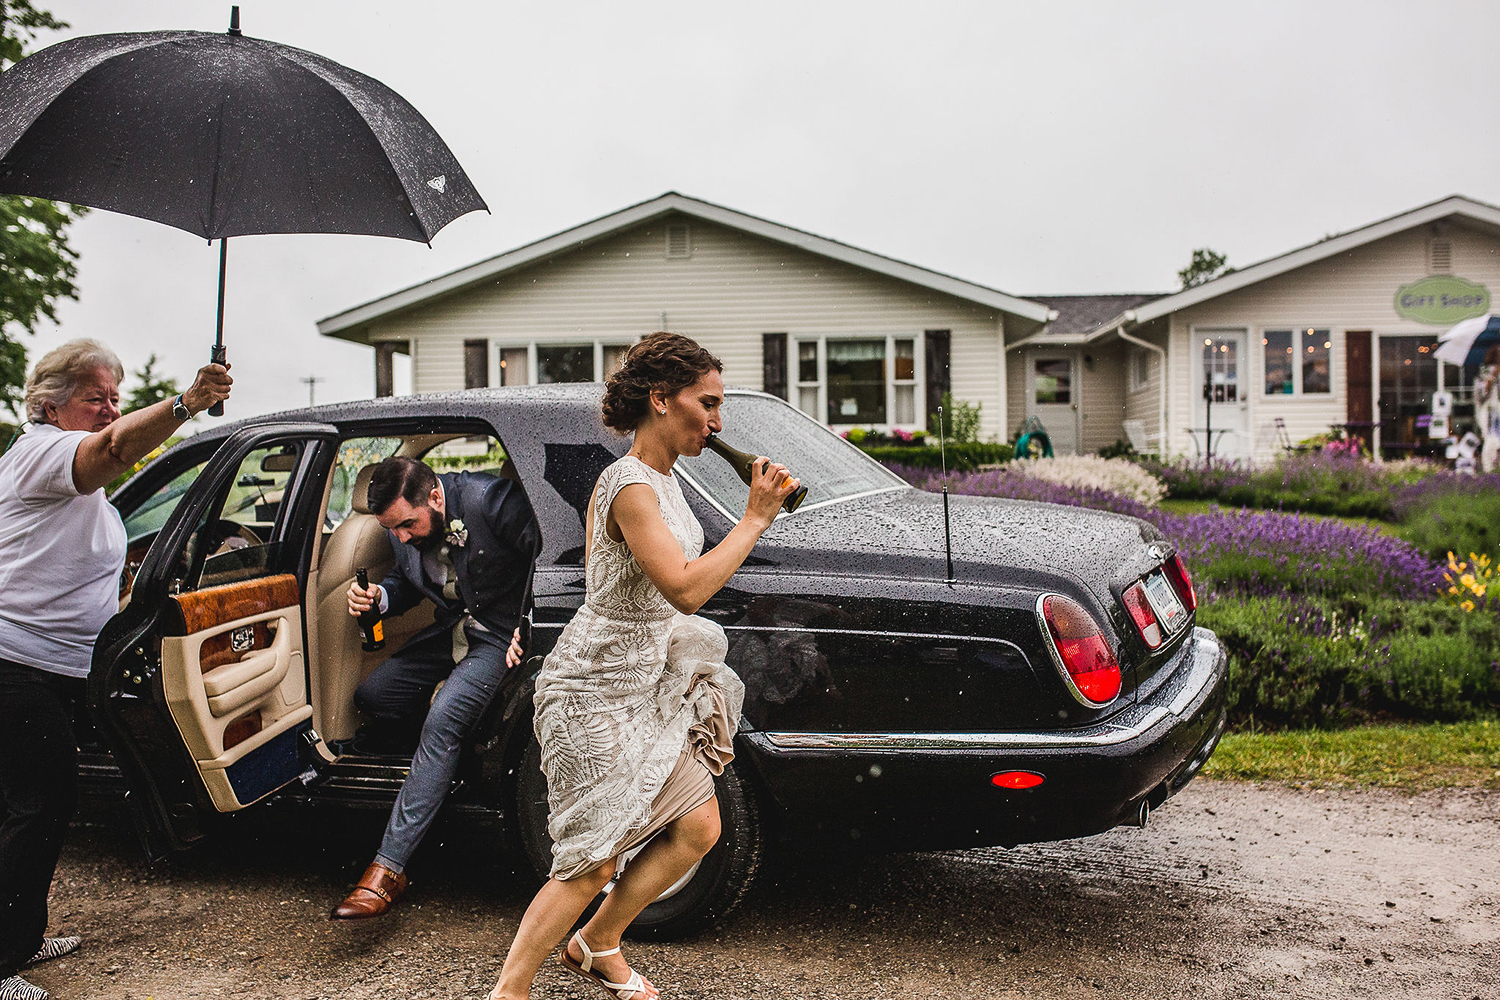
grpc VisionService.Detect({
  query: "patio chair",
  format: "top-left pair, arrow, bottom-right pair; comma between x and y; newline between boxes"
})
1273,416 -> 1311,453
1121,419 -> 1160,456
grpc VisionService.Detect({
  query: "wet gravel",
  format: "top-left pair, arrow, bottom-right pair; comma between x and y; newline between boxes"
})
28,779 -> 1500,999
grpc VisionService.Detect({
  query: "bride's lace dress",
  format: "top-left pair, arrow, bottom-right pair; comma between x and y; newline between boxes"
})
533,455 -> 743,879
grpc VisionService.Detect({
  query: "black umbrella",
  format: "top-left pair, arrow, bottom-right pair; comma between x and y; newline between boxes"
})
0,7 -> 486,414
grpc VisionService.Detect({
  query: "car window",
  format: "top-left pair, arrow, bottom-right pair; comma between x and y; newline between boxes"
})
674,394 -> 906,517
121,458 -> 211,543
425,435 -> 508,476
326,436 -> 403,528
180,442 -> 307,591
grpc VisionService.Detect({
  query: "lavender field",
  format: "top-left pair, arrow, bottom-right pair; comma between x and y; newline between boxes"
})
884,455 -> 1500,729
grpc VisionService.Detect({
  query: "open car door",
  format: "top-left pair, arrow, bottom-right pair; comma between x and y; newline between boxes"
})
90,422 -> 338,857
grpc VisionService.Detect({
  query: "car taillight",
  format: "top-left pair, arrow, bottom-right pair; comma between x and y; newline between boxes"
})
1122,582 -> 1163,649
1166,553 -> 1197,611
991,771 -> 1045,789
1038,594 -> 1122,707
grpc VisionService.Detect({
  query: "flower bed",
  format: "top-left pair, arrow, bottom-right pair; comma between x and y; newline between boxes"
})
885,458 -> 1497,729
1140,452 -> 1441,520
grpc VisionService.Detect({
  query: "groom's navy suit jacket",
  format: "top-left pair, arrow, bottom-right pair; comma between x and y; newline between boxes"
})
376,471 -> 541,650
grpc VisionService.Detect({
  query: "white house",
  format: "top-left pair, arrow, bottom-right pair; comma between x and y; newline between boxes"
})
316,192 -> 1052,444
319,192 -> 1500,461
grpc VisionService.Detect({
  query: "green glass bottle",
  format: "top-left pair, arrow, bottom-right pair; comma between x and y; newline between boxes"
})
705,435 -> 808,513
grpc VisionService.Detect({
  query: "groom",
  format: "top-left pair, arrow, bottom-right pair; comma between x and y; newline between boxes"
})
332,456 -> 540,919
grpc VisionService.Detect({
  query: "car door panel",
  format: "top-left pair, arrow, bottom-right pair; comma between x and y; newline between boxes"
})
91,422 -> 338,854
158,573 -> 310,811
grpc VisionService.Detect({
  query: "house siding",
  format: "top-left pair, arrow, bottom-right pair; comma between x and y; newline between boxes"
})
369,217 -> 1012,440
1123,320 -> 1169,445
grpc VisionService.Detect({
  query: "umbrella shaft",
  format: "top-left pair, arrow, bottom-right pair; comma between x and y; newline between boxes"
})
215,237 -> 229,348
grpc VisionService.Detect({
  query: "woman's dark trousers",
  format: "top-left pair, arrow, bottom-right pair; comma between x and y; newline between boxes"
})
0,658 -> 79,979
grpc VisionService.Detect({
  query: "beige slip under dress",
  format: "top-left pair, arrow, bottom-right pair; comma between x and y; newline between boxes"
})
532,455 -> 744,880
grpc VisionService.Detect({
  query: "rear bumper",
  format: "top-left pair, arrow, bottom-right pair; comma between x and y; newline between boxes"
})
742,625 -> 1228,850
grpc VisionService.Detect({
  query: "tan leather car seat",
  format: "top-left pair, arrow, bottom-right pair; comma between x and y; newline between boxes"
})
312,463 -> 433,741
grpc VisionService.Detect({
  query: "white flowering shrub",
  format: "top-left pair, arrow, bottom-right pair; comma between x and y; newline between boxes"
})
1010,454 -> 1167,505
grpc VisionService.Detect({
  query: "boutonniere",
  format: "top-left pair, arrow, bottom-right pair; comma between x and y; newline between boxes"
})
445,518 -> 468,548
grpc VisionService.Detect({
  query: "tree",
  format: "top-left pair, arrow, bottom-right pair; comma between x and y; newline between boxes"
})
1177,248 -> 1231,290
0,1 -> 87,416
126,353 -> 181,412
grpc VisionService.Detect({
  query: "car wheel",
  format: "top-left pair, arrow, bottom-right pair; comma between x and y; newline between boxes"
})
515,737 -> 763,940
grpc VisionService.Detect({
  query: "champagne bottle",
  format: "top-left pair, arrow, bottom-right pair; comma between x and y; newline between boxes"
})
705,435 -> 808,513
355,567 -> 385,652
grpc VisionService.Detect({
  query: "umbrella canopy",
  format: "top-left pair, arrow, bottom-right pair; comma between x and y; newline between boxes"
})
0,27 -> 485,242
1435,314 -> 1500,371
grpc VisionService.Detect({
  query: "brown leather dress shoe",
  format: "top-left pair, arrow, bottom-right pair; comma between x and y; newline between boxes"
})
330,862 -> 408,920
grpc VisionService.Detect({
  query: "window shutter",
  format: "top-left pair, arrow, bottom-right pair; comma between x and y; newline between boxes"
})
924,330 -> 951,430
762,333 -> 788,399
375,343 -> 396,398
464,339 -> 489,389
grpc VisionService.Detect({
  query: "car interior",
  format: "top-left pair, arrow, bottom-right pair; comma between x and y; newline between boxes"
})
304,433 -> 517,747
112,428 -> 520,812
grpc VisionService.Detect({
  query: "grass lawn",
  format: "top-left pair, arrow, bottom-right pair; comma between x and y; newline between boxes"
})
1203,721 -> 1500,790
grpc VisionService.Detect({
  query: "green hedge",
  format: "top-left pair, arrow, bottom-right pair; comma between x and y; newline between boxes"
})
1199,595 -> 1500,730
858,442 -> 1013,471
1394,490 -> 1500,563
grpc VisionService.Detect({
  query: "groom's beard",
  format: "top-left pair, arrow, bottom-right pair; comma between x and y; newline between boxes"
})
414,506 -> 445,551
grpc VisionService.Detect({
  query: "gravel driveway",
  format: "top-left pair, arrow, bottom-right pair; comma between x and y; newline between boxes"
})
27,779 -> 1500,999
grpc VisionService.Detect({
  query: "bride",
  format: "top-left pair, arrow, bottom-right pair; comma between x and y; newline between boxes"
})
488,332 -> 799,1000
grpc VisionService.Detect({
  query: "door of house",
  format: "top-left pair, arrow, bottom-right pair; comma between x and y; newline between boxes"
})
1029,352 -> 1079,455
1192,329 -> 1248,460
1377,335 -> 1441,459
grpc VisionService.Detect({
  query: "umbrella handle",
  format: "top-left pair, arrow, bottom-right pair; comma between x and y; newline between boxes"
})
208,344 -> 227,416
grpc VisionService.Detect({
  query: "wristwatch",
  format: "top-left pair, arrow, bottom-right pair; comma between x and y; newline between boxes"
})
172,393 -> 192,421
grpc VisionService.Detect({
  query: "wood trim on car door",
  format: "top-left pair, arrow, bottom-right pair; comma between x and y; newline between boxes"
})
159,573 -> 310,811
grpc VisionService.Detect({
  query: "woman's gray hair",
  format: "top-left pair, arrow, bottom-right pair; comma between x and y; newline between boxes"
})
25,339 -> 125,424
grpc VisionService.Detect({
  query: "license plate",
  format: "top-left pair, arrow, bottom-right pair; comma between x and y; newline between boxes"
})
1142,569 -> 1188,634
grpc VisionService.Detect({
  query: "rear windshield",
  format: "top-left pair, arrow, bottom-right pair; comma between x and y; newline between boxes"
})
675,393 -> 906,516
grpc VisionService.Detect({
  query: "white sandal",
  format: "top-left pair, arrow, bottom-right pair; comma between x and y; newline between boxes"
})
558,931 -> 654,1000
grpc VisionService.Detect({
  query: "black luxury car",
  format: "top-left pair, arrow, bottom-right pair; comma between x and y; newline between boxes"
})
86,383 -> 1227,937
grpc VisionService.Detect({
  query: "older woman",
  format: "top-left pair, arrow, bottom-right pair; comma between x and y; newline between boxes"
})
0,339 -> 230,1000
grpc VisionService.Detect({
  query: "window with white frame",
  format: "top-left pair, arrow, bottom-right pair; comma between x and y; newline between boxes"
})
496,339 -> 636,386
792,335 -> 922,428
1263,328 -> 1331,395
1128,347 -> 1151,392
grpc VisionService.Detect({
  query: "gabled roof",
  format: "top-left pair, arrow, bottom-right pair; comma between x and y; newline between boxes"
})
1028,293 -> 1165,335
318,192 -> 1053,340
1084,194 -> 1500,338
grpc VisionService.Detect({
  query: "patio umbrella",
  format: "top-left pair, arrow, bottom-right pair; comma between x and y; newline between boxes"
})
1435,314 -> 1500,372
0,7 -> 486,414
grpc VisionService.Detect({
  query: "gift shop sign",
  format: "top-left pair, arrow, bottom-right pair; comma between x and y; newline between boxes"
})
1394,276 -> 1490,325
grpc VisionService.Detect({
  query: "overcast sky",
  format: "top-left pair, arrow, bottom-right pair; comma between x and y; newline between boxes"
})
19,0 -> 1500,422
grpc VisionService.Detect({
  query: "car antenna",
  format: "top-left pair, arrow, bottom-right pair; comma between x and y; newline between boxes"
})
938,404 -> 956,584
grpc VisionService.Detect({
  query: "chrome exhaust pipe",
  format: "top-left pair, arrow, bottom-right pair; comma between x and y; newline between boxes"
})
1133,800 -> 1150,829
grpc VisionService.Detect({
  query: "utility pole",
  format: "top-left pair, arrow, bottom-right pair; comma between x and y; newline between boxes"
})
300,375 -> 325,407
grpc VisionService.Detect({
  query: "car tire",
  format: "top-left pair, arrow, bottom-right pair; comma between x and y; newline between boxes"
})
515,737 -> 763,940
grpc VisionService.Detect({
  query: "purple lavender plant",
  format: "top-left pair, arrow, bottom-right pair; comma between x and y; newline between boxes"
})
1154,507 -> 1445,600
887,461 -> 1446,600
1391,472 -> 1500,520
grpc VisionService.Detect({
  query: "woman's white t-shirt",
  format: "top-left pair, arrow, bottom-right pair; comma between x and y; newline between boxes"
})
0,423 -> 129,677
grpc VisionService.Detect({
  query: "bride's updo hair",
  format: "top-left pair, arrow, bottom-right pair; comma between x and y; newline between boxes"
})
601,332 -> 723,433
